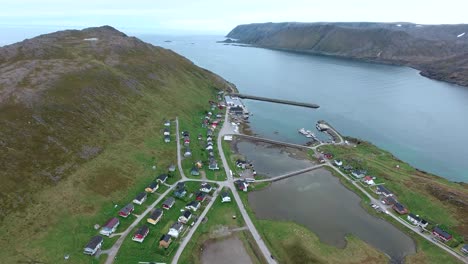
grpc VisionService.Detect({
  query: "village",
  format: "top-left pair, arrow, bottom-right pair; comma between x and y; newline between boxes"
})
79,91 -> 468,264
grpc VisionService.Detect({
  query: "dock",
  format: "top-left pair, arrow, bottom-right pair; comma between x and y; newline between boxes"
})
230,93 -> 320,109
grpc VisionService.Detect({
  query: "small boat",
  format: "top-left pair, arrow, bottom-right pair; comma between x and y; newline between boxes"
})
298,128 -> 307,135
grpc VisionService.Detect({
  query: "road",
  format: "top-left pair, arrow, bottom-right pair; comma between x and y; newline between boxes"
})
175,117 -> 188,180
103,185 -> 175,264
255,164 -> 325,182
171,187 -> 221,264
217,113 -> 278,264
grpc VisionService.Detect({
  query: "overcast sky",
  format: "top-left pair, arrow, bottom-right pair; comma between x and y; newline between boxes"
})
0,0 -> 467,35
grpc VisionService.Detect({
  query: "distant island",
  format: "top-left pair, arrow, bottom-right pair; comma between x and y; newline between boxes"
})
226,22 -> 468,87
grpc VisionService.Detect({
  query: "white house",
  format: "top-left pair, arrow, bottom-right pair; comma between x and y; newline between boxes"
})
200,183 -> 213,193
206,145 -> 213,151
334,160 -> 343,166
168,222 -> 184,238
407,213 -> 421,225
363,176 -> 375,185
178,210 -> 192,224
99,218 -> 120,237
133,192 -> 147,205
185,201 -> 200,211
83,236 -> 103,255
221,192 -> 231,203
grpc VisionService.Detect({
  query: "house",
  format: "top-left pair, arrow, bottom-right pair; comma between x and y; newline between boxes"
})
206,141 -> 214,146
99,218 -> 120,237
343,165 -> 353,171
207,129 -> 213,137
208,150 -> 215,158
236,159 -> 247,169
174,188 -> 187,198
159,234 -> 172,249
184,147 -> 192,157
407,213 -> 421,225
206,145 -> 213,151
221,192 -> 231,203
182,131 -> 189,137
392,202 -> 408,215
195,160 -> 203,168
208,159 -> 219,170
382,196 -> 397,205
190,166 -> 200,176
196,191 -> 207,202
376,185 -> 393,197
207,136 -> 213,141
184,138 -> 190,146
432,226 -> 452,242
419,219 -> 429,228
164,135 -> 171,143
200,183 -> 213,193
157,174 -> 168,183
133,192 -> 147,205
351,170 -> 366,178
132,225 -> 149,243
185,201 -> 200,211
461,244 -> 468,255
168,164 -> 176,172
176,181 -> 186,190
236,180 -> 248,192
168,222 -> 184,238
164,120 -> 171,127
145,181 -> 159,193
178,210 -> 192,224
147,208 -> 164,225
163,128 -> 170,136
119,203 -> 134,218
334,160 -> 343,166
162,197 -> 175,210
83,236 -> 103,255
362,176 -> 375,185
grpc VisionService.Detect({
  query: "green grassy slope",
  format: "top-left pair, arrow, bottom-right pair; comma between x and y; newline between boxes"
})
0,26 -> 234,263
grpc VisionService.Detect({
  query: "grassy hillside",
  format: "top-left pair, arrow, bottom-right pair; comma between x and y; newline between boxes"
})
226,22 -> 468,87
0,26 -> 234,263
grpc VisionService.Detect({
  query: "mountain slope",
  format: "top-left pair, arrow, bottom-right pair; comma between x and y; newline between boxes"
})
226,22 -> 468,86
0,26 -> 232,218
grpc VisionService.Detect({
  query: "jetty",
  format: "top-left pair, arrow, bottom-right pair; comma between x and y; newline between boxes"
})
255,164 -> 325,182
230,93 -> 320,109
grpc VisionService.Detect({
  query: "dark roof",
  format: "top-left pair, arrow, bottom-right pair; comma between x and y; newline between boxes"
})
85,236 -> 103,249
149,209 -> 163,220
196,191 -> 207,198
164,135 -> 170,139
160,234 -> 171,242
164,128 -> 169,132
377,185 -> 392,194
201,183 -> 212,189
187,201 -> 200,207
135,225 -> 149,236
176,182 -> 186,189
393,203 -> 406,212
120,203 -> 134,214
171,222 -> 183,230
433,226 -> 452,239
420,219 -> 428,225
221,192 -> 229,198
163,197 -> 175,206
182,210 -> 192,218
103,217 -> 119,228
408,213 -> 421,222
147,181 -> 158,189
135,192 -> 147,201
157,174 -> 168,181
383,196 -> 397,204
461,244 -> 468,251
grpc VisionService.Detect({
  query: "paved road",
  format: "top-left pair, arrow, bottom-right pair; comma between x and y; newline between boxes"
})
217,113 -> 277,264
326,163 -> 468,264
255,164 -> 325,182
171,186 -> 221,264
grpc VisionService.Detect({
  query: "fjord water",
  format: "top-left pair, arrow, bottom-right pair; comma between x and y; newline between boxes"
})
141,35 -> 468,182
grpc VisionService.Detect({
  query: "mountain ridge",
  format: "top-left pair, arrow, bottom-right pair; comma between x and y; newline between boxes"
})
226,22 -> 468,87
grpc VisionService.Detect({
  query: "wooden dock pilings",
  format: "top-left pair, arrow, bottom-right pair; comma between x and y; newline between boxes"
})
230,93 -> 320,109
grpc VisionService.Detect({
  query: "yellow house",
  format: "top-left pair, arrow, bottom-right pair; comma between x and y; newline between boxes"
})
147,208 -> 163,225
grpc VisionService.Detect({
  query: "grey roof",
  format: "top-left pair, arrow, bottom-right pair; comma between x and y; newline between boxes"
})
149,209 -> 163,220
85,236 -> 103,249
163,197 -> 175,206
157,174 -> 168,181
221,192 -> 229,198
120,203 -> 134,214
433,226 -> 452,239
160,234 -> 171,242
377,185 -> 392,195
408,213 -> 421,222
135,225 -> 149,236
135,192 -> 147,201
182,210 -> 192,218
187,201 -> 200,207
171,222 -> 183,230
147,181 -> 158,189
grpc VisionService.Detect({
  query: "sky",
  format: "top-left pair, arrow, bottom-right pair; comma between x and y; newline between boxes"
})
0,0 -> 467,37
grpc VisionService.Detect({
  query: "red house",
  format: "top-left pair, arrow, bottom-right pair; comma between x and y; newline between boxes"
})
132,225 -> 149,243
433,227 -> 452,242
392,203 -> 408,215
195,192 -> 207,202
119,203 -> 134,218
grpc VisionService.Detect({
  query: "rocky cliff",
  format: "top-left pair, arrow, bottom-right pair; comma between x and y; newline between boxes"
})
227,22 -> 468,86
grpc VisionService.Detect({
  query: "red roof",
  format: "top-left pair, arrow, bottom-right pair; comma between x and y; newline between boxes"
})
363,176 -> 373,181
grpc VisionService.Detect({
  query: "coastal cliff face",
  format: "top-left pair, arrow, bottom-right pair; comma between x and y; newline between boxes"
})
227,22 -> 468,87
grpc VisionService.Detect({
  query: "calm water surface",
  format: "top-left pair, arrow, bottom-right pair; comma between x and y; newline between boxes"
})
249,170 -> 416,262
140,35 -> 468,182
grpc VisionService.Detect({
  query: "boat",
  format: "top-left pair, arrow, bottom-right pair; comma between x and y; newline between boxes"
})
298,128 -> 307,135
